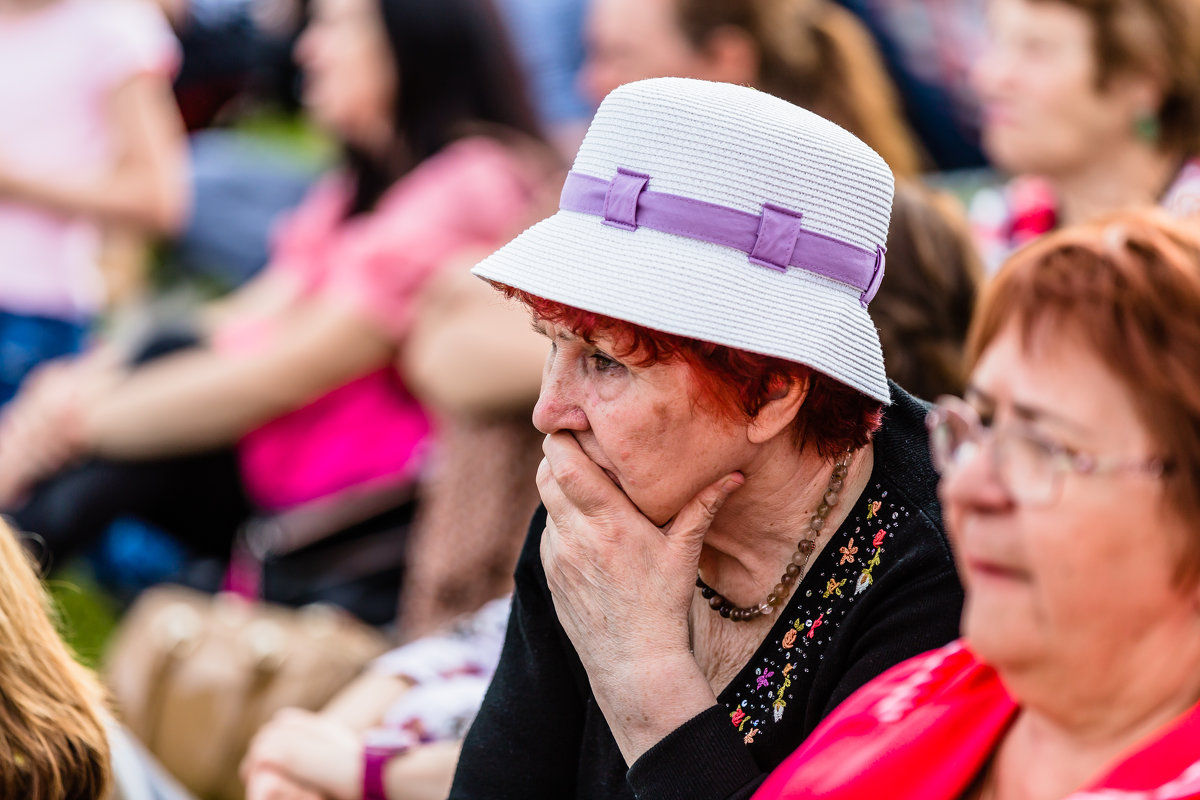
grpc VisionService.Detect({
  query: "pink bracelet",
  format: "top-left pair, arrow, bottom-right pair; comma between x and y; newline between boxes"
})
362,743 -> 410,800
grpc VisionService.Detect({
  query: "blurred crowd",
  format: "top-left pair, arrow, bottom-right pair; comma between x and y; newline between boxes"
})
1,0 -> 1199,798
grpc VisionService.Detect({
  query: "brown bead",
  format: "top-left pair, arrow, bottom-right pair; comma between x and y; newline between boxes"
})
797,539 -> 816,555
824,489 -> 840,506
791,550 -> 809,566
766,593 -> 778,606
829,478 -> 844,492
810,517 -> 824,531
719,603 -> 733,618
772,583 -> 786,598
709,594 -> 725,609
785,564 -> 801,578
816,503 -> 830,519
700,586 -> 716,599
780,573 -> 796,587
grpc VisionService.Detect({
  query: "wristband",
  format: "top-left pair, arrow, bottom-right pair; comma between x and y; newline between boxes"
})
362,741 -> 412,800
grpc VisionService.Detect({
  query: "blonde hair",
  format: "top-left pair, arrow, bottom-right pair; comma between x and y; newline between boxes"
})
676,0 -> 924,177
0,521 -> 110,799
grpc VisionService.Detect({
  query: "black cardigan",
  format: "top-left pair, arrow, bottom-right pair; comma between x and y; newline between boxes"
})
450,383 -> 964,800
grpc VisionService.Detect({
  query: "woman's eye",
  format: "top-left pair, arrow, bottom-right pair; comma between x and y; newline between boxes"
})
589,352 -> 622,373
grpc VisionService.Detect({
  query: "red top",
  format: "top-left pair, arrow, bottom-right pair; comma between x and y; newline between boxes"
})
754,641 -> 1200,800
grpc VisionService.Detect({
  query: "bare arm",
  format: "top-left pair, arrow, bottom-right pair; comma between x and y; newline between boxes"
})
81,295 -> 393,459
400,260 -> 545,417
317,669 -> 414,731
0,71 -> 188,234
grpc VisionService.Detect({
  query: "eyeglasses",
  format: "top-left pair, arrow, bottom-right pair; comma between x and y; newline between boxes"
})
926,395 -> 1168,506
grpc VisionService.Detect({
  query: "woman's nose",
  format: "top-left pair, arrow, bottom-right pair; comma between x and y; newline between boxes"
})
938,437 -> 1014,513
532,368 -> 588,435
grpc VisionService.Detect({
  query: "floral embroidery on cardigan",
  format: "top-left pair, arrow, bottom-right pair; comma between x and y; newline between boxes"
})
724,486 -> 915,746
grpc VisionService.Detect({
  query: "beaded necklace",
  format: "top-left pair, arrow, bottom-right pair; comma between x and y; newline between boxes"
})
695,452 -> 852,622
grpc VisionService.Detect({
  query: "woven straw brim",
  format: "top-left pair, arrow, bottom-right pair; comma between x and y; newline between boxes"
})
473,209 -> 890,403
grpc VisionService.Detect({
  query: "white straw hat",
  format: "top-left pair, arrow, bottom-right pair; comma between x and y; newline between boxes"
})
473,77 -> 895,403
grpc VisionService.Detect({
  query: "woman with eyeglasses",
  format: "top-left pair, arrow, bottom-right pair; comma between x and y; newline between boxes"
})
752,208 -> 1200,799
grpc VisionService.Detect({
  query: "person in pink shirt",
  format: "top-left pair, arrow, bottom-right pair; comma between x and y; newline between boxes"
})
0,0 -> 553,574
0,0 -> 188,403
755,210 -> 1200,800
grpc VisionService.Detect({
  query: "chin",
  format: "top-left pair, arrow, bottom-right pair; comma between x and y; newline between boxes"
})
960,596 -> 1040,669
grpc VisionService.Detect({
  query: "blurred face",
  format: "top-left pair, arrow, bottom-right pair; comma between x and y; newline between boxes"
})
972,0 -> 1146,176
531,319 -> 756,526
579,0 -> 713,106
294,0 -> 396,151
941,323 -> 1195,676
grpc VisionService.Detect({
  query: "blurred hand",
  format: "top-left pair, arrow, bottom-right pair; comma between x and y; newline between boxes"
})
0,361 -> 87,505
243,764 -> 327,800
537,431 -> 743,682
241,709 -> 361,800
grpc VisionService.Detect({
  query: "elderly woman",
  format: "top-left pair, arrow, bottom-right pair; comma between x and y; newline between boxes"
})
969,0 -> 1200,269
754,209 -> 1200,799
446,78 -> 963,800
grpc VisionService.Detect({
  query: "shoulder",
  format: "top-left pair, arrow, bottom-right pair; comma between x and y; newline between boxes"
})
386,136 -> 543,211
1162,158 -> 1200,220
968,176 -> 1057,272
89,0 -> 179,69
759,643 -> 1004,799
873,383 -> 945,552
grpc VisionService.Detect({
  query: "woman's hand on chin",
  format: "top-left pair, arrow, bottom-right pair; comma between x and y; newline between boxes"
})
537,431 -> 743,763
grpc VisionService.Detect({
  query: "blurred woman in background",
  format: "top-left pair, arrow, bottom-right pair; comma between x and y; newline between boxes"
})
0,0 -> 188,403
969,0 -> 1200,269
579,0 -> 923,178
0,0 -> 553,596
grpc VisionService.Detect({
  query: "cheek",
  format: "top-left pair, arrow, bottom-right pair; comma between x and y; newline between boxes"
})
602,399 -> 678,472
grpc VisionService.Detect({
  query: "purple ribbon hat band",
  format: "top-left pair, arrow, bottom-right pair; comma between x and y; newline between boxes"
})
559,168 -> 886,308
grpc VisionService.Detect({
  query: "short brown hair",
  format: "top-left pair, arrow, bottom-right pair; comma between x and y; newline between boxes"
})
1043,0 -> 1200,156
673,0 -> 923,177
0,521 -> 110,799
968,209 -> 1200,578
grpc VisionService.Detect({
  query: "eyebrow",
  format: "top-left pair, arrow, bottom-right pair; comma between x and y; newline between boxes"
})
964,385 -> 1089,434
529,320 -> 579,343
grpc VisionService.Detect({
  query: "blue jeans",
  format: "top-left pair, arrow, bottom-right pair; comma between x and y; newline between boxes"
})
0,310 -> 89,406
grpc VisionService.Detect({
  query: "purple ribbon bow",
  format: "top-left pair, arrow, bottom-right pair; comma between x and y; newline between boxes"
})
559,168 -> 886,308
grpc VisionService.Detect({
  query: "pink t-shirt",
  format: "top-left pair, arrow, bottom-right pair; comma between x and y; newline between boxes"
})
0,0 -> 179,318
755,642 -> 1200,800
228,137 -> 542,510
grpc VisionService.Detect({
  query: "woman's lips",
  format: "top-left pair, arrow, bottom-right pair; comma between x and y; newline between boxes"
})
965,556 -> 1029,582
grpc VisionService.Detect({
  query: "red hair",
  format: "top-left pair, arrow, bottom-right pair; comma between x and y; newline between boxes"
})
510,289 -> 883,458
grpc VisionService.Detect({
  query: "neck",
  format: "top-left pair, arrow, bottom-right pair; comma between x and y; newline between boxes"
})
1049,143 -> 1180,228
990,618 -> 1200,800
696,440 -> 874,608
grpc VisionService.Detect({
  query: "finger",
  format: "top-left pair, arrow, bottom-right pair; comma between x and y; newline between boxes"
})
542,433 -> 629,516
665,472 -> 745,554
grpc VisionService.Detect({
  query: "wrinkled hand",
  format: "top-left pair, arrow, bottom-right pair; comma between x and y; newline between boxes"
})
537,431 -> 743,683
243,765 -> 327,800
241,709 -> 361,800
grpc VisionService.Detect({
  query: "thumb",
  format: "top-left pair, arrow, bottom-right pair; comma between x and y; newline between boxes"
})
664,472 -> 744,554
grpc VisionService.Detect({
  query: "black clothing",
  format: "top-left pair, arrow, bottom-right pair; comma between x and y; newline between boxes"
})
450,383 -> 964,800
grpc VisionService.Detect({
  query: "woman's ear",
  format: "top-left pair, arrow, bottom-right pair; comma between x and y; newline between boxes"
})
747,373 -> 810,444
